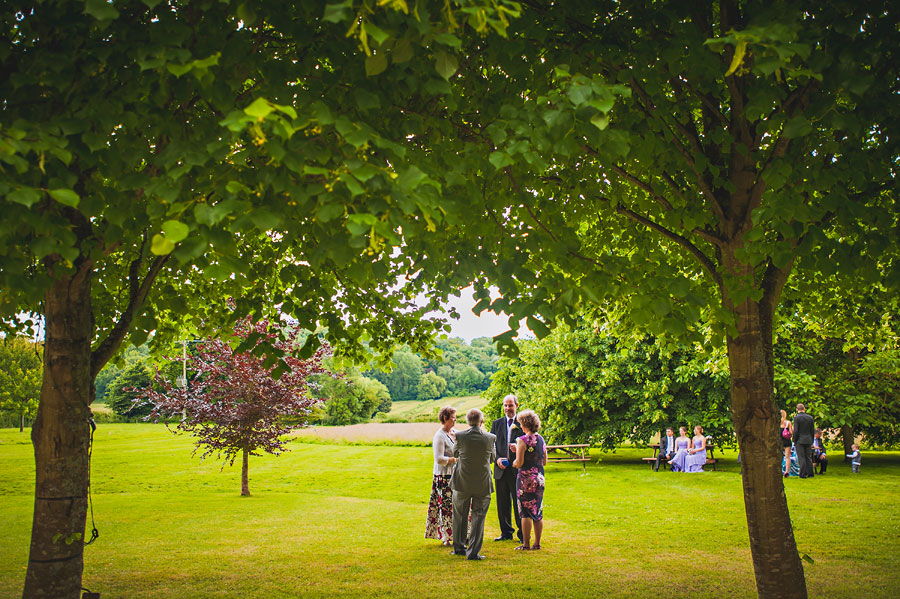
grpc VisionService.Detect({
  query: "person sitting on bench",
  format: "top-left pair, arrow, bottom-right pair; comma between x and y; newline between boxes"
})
655,427 -> 677,472
812,429 -> 828,474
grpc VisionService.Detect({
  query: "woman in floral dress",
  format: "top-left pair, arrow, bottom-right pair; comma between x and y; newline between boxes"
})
425,406 -> 458,544
512,409 -> 548,550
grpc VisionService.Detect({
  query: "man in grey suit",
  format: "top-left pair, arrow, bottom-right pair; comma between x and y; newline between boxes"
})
451,408 -> 496,560
792,403 -> 816,478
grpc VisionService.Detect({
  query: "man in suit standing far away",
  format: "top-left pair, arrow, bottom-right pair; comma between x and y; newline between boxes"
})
451,408 -> 496,560
490,394 -> 524,542
793,403 -> 816,479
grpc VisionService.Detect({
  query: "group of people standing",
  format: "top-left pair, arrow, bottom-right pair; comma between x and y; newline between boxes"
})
653,425 -> 708,472
425,394 -> 547,560
780,404 -> 828,477
781,403 -> 861,475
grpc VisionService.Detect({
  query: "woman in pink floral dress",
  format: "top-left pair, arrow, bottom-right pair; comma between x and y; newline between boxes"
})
512,409 -> 548,551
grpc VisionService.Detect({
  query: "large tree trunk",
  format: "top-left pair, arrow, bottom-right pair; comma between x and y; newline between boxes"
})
724,282 -> 808,599
840,424 -> 855,461
241,447 -> 250,496
23,269 -> 93,599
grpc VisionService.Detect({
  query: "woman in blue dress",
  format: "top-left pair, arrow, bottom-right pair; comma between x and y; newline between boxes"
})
685,425 -> 707,473
512,409 -> 548,550
669,426 -> 691,472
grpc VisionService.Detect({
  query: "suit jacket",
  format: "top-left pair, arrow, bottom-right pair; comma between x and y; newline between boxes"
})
660,434 -> 677,456
792,412 -> 815,445
490,415 -> 524,480
451,426 -> 496,496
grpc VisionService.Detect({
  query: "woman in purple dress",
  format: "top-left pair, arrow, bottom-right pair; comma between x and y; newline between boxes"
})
669,426 -> 691,472
685,425 -> 707,473
512,409 -> 548,550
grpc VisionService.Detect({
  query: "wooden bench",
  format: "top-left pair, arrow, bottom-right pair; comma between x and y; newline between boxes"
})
546,444 -> 591,473
643,443 -> 718,471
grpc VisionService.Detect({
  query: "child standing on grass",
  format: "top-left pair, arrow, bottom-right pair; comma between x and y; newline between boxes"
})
846,444 -> 861,473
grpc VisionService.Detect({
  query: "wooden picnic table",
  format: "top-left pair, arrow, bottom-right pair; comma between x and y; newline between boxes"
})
642,443 -> 719,471
546,444 -> 591,473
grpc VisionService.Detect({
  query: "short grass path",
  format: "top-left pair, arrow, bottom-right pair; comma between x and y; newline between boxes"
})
1,425 -> 898,598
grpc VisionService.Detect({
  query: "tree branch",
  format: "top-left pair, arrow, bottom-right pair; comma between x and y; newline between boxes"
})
601,197 -> 722,286
91,253 -> 171,378
628,76 -> 727,224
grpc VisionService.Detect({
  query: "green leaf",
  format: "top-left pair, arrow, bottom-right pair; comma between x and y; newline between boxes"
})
365,23 -> 390,46
161,220 -> 190,243
204,263 -> 232,282
365,53 -> 388,77
166,63 -> 193,77
347,213 -> 378,236
489,151 -> 514,170
272,103 -> 298,120
433,33 -> 462,48
434,51 -> 458,80
316,203 -> 344,223
566,83 -> 592,106
83,0 -> 119,21
398,165 -> 427,191
725,39 -> 747,76
236,3 -> 257,26
393,39 -> 413,63
323,1 -> 351,23
244,98 -> 274,119
662,317 -> 687,336
526,316 -> 551,339
150,234 -> 175,255
8,188 -> 42,208
250,209 -> 283,230
590,114 -> 609,130
782,116 -> 812,139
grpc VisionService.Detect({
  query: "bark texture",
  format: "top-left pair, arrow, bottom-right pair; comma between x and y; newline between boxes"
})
241,448 -> 250,496
722,252 -> 808,599
840,425 -> 855,461
23,269 -> 93,599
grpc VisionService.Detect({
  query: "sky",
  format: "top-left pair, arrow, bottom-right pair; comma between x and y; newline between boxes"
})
425,286 -> 531,343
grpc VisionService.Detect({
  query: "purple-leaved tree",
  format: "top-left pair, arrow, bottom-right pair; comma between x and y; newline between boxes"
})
141,321 -> 328,496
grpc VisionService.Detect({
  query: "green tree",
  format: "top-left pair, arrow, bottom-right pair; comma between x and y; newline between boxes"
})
0,336 -> 42,431
387,3 -> 898,596
0,2 -> 519,596
371,348 -> 424,402
774,327 -> 900,451
94,343 -> 151,402
105,362 -> 153,418
416,370 -> 448,400
454,364 -> 485,394
485,320 -> 732,449
316,371 -> 391,425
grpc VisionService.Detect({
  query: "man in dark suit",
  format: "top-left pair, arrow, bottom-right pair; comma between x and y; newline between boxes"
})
451,408 -> 496,560
489,394 -> 524,542
792,403 -> 816,478
655,427 -> 676,471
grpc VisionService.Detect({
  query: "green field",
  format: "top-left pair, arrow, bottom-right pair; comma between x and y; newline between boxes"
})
2,424 -> 898,598
382,395 -> 487,422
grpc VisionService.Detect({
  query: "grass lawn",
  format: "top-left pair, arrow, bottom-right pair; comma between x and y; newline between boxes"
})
383,395 -> 487,422
1,424 -> 898,598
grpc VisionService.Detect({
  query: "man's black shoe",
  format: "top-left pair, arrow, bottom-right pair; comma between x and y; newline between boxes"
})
449,549 -> 466,556
494,536 -> 513,541
467,555 -> 487,560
